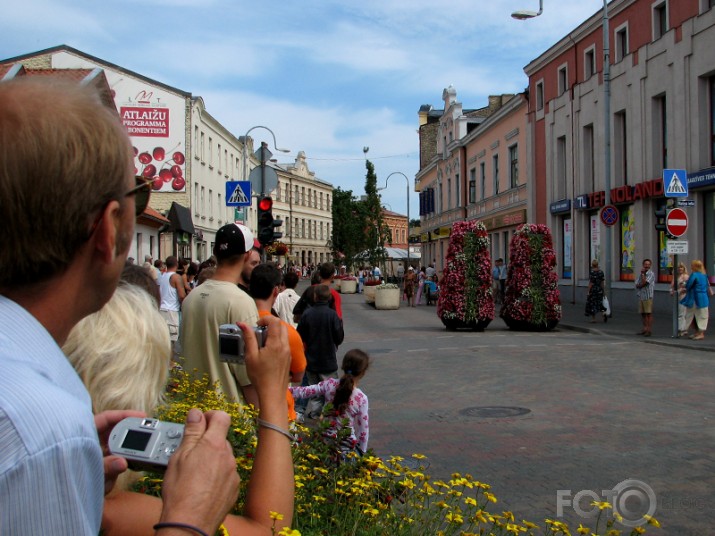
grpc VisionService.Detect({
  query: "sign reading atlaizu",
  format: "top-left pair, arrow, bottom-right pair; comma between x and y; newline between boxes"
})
121,107 -> 170,137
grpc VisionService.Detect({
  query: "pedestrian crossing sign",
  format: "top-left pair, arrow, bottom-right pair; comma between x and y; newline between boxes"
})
226,181 -> 252,206
663,169 -> 688,198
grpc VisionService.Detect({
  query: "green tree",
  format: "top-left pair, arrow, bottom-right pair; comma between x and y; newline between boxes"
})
329,187 -> 366,271
363,160 -> 388,270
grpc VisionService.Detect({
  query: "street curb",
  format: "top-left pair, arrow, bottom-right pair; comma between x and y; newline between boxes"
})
560,322 -> 715,352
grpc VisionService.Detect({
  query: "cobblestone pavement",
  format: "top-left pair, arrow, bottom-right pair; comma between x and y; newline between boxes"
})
333,288 -> 714,535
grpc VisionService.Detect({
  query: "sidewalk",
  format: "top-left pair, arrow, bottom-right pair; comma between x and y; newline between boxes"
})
558,299 -> 715,352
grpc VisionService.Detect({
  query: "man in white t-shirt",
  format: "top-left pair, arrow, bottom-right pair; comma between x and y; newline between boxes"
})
180,223 -> 260,406
275,270 -> 301,328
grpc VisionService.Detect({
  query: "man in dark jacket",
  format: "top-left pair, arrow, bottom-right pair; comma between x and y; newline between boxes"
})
295,284 -> 345,420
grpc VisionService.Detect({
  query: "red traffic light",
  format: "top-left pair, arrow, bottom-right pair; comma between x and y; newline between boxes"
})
258,197 -> 273,211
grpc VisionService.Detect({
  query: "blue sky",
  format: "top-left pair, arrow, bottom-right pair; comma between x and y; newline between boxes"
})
1,0 -> 605,217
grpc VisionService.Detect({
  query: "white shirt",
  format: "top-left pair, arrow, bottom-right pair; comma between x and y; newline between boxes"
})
158,270 -> 180,311
0,296 -> 103,534
275,288 -> 300,328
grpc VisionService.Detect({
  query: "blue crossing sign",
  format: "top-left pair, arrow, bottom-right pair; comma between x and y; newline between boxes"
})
663,169 -> 688,198
226,181 -> 252,207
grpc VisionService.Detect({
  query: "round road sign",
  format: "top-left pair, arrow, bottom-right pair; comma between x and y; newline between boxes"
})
600,205 -> 619,227
666,207 -> 688,237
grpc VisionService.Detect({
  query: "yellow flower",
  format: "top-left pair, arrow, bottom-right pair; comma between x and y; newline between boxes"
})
590,500 -> 612,510
445,512 -> 464,524
464,497 -> 477,507
269,511 -> 284,521
484,491 -> 498,503
632,527 -> 646,535
506,523 -> 526,534
363,507 -> 379,517
278,528 -> 301,536
644,515 -> 661,528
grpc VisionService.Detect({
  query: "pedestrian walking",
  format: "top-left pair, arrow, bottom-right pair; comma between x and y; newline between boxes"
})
404,266 -> 416,307
414,266 -> 426,305
670,261 -> 689,337
585,259 -> 607,323
681,259 -> 711,340
635,258 -> 655,336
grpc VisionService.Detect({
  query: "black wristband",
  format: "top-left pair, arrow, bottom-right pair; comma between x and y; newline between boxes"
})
153,522 -> 210,536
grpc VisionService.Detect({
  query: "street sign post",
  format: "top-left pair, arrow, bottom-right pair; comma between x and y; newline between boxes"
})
665,208 -> 688,237
225,181 -> 252,206
663,169 -> 688,197
600,205 -> 619,227
666,240 -> 688,255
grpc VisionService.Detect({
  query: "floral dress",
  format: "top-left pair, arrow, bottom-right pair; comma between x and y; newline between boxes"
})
585,269 -> 605,316
290,377 -> 369,453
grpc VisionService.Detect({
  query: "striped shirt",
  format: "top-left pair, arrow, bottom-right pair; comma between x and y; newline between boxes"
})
0,296 -> 103,534
635,269 -> 655,301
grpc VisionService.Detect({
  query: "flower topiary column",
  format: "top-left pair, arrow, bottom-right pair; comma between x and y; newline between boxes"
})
500,223 -> 561,331
437,220 -> 494,331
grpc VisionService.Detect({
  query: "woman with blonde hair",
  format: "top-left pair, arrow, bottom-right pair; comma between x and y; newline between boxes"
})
670,261 -> 689,336
64,282 -> 295,535
680,259 -> 711,340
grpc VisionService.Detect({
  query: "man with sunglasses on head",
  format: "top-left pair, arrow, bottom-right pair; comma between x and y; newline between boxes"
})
0,77 -> 271,536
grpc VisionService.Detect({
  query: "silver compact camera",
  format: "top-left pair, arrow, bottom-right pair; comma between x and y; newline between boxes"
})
219,324 -> 267,364
108,417 -> 184,472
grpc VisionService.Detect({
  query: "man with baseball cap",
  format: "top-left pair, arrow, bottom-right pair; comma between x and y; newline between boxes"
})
181,223 -> 261,407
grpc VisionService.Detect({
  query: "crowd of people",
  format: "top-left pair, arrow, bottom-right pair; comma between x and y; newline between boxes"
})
0,76 -> 371,535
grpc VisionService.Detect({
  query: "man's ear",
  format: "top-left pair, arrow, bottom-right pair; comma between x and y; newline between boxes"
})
92,200 -> 122,265
272,286 -> 280,299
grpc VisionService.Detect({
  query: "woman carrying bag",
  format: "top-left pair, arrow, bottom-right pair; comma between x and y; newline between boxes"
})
680,259 -> 712,340
585,259 -> 607,323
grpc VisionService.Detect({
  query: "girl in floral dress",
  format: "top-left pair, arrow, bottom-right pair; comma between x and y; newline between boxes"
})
290,349 -> 370,454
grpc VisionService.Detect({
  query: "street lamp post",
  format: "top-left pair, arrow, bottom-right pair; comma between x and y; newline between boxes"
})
240,126 -> 290,241
512,0 -> 612,304
241,125 -> 290,189
378,172 -> 411,272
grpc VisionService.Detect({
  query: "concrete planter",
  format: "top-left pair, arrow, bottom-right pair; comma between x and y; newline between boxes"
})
375,287 -> 401,310
364,285 -> 378,304
340,279 -> 357,294
333,280 -> 341,292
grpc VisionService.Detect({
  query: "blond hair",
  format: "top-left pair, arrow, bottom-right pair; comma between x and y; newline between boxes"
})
691,259 -> 706,274
63,284 -> 171,416
0,78 -> 133,287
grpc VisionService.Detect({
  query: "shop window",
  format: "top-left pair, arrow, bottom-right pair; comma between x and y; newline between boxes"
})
563,218 -> 573,279
620,205 -> 635,281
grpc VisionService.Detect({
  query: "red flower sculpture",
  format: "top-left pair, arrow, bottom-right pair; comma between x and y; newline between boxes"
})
500,223 -> 561,330
437,220 -> 494,330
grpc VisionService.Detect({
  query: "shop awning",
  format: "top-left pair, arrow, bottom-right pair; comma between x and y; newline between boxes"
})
167,202 -> 195,234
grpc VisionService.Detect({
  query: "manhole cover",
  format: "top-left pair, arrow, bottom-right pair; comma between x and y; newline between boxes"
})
459,406 -> 531,419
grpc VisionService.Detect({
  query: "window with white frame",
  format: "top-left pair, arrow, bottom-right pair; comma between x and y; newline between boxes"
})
469,168 -> 476,204
493,154 -> 500,195
558,64 -> 568,96
584,46 -> 596,80
615,23 -> 629,62
509,145 -> 518,189
653,0 -> 668,40
535,81 -> 544,111
208,137 -> 213,167
480,162 -> 486,200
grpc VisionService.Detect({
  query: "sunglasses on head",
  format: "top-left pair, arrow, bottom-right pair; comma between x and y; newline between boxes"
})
126,176 -> 152,216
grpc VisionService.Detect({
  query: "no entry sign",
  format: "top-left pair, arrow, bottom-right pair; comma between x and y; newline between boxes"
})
666,208 -> 688,237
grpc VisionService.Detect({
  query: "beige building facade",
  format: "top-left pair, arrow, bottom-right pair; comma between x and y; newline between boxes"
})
416,86 -> 529,271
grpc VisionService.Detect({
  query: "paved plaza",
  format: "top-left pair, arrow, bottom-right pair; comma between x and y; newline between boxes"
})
332,287 -> 714,534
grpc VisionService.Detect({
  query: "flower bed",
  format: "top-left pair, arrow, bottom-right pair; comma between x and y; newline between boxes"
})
437,220 -> 494,331
137,369 -> 661,536
500,223 -> 561,331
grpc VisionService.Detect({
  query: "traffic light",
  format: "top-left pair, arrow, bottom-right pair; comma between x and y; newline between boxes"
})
257,196 -> 283,246
654,207 -> 668,233
257,196 -> 275,246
